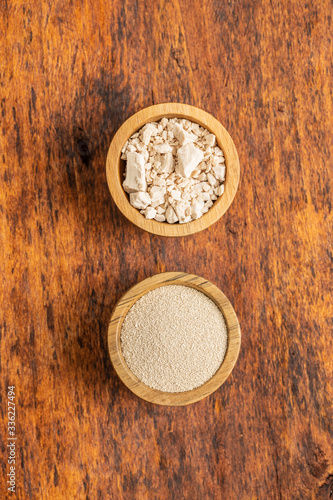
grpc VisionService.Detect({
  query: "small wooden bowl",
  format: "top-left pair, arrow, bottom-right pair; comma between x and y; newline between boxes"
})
108,272 -> 241,406
106,103 -> 240,237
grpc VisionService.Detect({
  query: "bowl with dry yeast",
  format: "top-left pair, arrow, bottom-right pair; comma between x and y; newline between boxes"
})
106,103 -> 240,237
108,272 -> 241,406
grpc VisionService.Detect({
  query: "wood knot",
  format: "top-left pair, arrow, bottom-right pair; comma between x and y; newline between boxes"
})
76,139 -> 91,158
74,127 -> 92,165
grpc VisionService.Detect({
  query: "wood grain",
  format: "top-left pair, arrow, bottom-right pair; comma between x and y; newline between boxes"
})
0,0 -> 332,499
106,103 -> 240,236
108,272 -> 241,406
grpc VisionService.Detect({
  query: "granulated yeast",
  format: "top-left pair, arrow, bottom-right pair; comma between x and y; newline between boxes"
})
121,285 -> 228,393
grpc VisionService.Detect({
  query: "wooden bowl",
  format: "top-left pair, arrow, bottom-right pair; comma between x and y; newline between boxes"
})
106,103 -> 240,237
108,272 -> 241,406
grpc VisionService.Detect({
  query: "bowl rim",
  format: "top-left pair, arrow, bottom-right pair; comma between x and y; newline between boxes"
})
108,272 -> 241,406
106,103 -> 240,237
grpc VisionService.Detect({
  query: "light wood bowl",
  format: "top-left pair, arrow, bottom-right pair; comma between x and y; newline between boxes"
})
106,103 -> 240,237
108,272 -> 241,406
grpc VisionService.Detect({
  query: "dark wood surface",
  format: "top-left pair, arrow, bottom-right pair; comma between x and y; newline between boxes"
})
1,1 -> 332,499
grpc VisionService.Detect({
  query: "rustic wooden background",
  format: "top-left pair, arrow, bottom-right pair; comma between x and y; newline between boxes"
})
1,1 -> 332,499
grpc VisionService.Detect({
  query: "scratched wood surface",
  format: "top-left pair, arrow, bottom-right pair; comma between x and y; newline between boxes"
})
1,1 -> 332,499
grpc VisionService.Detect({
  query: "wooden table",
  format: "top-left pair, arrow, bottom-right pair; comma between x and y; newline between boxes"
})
1,1 -> 332,499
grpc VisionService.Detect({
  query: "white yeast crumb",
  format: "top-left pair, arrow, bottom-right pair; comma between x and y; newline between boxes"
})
122,118 -> 226,223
